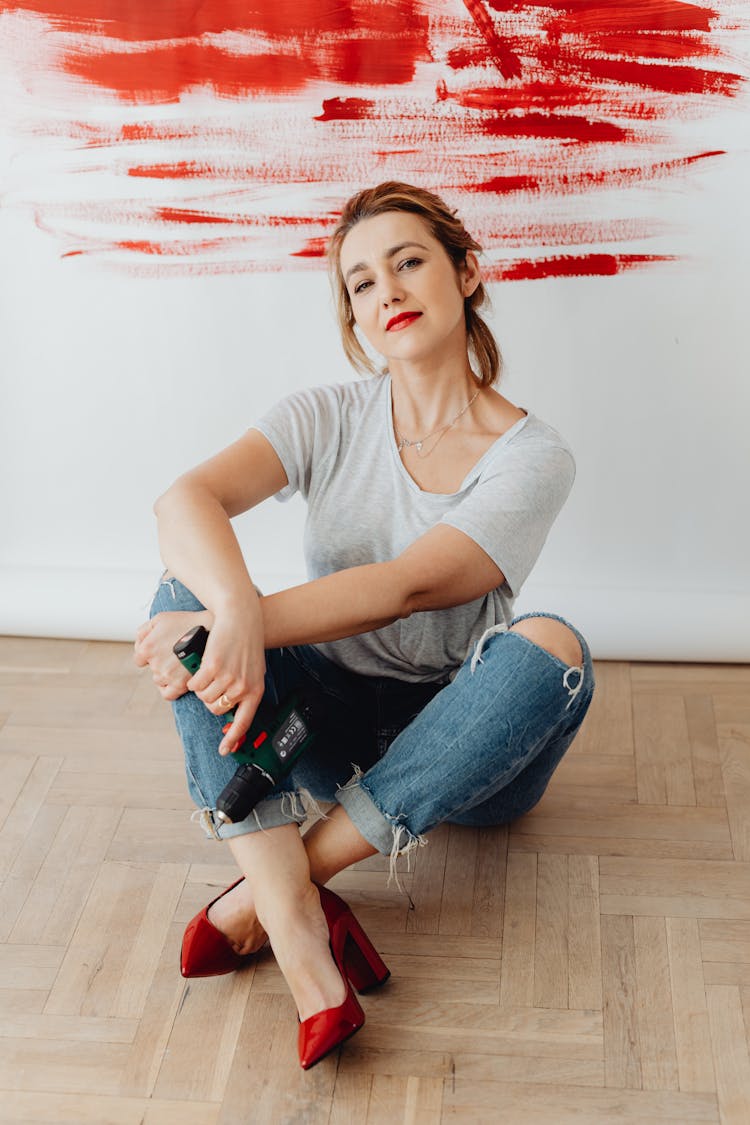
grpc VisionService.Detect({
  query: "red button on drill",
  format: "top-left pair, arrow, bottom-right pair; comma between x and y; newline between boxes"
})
253,730 -> 268,749
221,722 -> 246,750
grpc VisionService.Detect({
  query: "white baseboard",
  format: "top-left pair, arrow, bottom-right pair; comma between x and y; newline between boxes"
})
0,566 -> 748,663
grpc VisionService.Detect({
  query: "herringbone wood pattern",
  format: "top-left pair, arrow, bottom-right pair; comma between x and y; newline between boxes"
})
0,637 -> 749,1124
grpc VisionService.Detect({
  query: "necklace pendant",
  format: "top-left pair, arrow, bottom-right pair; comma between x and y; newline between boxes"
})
415,441 -> 423,452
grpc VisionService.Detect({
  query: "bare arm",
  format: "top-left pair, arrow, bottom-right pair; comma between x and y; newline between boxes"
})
260,561 -> 407,648
143,429 -> 412,750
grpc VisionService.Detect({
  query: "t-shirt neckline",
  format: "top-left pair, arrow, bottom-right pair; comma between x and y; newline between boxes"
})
385,374 -> 530,498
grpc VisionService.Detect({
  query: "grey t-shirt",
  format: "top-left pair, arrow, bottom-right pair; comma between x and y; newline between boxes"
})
252,374 -> 575,683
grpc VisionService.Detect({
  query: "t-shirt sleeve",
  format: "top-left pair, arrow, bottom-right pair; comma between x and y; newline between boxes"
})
250,385 -> 340,503
439,436 -> 576,597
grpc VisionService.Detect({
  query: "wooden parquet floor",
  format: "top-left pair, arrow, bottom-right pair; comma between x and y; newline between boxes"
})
1,638 -> 749,1124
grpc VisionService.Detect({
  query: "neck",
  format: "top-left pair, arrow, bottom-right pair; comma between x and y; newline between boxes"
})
389,365 -> 480,438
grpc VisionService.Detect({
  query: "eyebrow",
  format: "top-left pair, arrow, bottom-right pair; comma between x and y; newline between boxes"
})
344,241 -> 430,285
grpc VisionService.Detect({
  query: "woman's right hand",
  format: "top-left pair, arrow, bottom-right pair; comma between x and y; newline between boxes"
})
184,599 -> 268,755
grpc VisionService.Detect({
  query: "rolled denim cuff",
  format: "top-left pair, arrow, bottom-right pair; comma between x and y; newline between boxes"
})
336,775 -> 406,856
201,793 -> 308,840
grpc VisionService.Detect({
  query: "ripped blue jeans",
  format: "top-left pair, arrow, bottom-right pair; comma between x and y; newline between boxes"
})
151,578 -> 594,869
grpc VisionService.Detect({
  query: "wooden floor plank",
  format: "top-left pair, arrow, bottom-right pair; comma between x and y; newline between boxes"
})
0,1091 -> 220,1124
533,853 -> 568,1009
405,823 -> 449,937
0,757 -> 64,881
687,696 -> 725,808
572,661 -> 633,757
633,916 -> 679,1090
499,851 -> 536,1007
719,730 -> 750,861
706,984 -> 750,1124
154,971 -> 255,1103
329,1070 -> 373,1124
469,823 -> 507,941
634,693 -> 696,806
438,825 -> 479,937
601,913 -> 642,1089
666,917 -> 716,1093
568,855 -> 602,1011
443,1080 -> 718,1123
8,805 -> 121,947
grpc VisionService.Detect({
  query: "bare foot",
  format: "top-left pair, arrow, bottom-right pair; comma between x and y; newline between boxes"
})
259,883 -> 347,1022
207,879 -> 268,955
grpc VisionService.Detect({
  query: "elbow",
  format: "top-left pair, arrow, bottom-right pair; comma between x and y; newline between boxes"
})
153,475 -> 195,518
153,484 -> 177,518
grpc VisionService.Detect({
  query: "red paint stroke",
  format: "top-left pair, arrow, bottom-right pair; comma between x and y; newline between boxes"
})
487,0 -> 716,30
554,1 -> 716,35
66,39 -> 429,103
486,254 -> 675,281
570,55 -> 742,98
590,34 -> 719,61
292,238 -> 329,257
483,113 -> 630,142
128,162 -> 213,180
154,207 -> 236,225
437,78 -> 657,114
462,0 -> 523,80
315,98 -> 376,122
3,0 -> 431,101
1,0 -> 747,279
472,149 -> 725,195
0,0 -> 427,41
117,238 -> 229,256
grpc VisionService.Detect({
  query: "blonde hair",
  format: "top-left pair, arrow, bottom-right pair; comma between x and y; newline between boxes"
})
327,181 -> 502,387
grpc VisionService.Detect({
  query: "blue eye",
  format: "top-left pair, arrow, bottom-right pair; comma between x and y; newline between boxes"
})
399,257 -> 422,270
353,279 -> 372,295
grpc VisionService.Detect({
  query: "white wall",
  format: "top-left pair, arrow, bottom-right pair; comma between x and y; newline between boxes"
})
2,141 -> 749,661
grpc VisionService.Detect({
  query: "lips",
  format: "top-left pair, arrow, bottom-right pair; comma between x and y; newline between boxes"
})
386,311 -> 421,331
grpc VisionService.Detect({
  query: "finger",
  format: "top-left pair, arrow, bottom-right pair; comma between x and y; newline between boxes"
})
218,695 -> 262,755
194,681 -> 241,715
160,683 -> 188,701
135,620 -> 153,642
133,640 -> 152,667
186,668 -> 212,695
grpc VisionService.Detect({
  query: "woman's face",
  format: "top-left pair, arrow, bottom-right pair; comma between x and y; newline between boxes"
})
339,211 -> 479,370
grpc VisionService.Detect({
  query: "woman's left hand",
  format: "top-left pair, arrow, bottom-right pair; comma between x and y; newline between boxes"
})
134,609 -> 213,700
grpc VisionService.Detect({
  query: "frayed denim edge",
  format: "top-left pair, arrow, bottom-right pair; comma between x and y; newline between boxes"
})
337,767 -> 427,892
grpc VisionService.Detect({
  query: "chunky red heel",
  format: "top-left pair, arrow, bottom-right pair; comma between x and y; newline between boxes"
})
298,886 -> 391,1070
181,877 -> 260,978
317,886 -> 390,993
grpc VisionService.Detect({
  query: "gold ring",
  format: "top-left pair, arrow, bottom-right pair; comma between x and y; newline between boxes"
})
219,693 -> 233,711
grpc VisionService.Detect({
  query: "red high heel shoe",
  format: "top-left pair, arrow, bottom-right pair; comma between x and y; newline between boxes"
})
317,886 -> 390,992
181,877 -> 262,978
298,886 -> 390,1070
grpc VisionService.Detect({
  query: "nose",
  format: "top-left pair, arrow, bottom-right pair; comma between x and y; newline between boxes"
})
381,279 -> 406,307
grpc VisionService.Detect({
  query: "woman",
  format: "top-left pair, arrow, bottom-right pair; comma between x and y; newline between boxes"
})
134,181 -> 595,1070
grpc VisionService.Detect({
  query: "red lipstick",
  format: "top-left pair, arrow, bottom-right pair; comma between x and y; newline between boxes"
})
386,311 -> 421,331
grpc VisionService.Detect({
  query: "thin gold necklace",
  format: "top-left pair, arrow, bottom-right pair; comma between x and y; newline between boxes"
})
395,388 -> 480,459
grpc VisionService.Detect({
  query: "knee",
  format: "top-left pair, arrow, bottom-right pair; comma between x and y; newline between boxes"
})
150,573 -> 206,616
509,616 -> 583,668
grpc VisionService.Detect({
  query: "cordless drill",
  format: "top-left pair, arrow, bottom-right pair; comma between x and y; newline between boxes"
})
172,625 -> 316,825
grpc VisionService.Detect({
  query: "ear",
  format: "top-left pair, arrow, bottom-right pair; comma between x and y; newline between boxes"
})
460,251 -> 482,299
